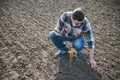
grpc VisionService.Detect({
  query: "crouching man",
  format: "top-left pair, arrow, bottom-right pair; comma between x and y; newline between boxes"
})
49,8 -> 96,68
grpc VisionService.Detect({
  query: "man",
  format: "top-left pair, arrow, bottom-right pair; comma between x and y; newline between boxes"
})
49,8 -> 96,68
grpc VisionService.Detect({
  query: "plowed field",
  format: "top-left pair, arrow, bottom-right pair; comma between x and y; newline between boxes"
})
0,0 -> 120,80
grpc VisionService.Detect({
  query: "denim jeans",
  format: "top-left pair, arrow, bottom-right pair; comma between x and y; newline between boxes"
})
49,31 -> 85,53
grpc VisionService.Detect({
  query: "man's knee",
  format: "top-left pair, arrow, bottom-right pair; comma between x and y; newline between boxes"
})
49,31 -> 55,39
72,37 -> 85,50
72,43 -> 84,50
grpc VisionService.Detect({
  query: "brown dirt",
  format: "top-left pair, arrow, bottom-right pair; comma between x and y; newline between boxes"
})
0,0 -> 120,80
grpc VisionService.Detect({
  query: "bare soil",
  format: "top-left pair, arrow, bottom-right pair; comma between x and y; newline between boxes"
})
0,0 -> 120,80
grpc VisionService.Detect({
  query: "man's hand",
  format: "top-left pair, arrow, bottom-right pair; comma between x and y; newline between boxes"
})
72,28 -> 81,37
90,59 -> 97,68
64,23 -> 72,33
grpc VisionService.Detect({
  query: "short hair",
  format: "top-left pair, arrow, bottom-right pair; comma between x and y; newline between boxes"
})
72,8 -> 85,21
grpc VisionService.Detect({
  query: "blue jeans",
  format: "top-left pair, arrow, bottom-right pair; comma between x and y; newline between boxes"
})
49,31 -> 85,53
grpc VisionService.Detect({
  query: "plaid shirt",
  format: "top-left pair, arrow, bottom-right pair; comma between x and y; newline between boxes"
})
54,12 -> 94,49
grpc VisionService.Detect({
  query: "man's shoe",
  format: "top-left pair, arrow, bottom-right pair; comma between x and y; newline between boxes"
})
55,49 -> 68,57
77,51 -> 83,57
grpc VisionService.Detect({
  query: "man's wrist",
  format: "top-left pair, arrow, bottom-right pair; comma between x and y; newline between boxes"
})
89,49 -> 94,61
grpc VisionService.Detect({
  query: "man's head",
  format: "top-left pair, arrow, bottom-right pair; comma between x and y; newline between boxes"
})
71,8 -> 85,26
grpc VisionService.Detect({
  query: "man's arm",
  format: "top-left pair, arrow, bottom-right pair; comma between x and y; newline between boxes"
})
89,48 -> 96,68
54,12 -> 67,36
86,23 -> 96,68
54,12 -> 72,37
